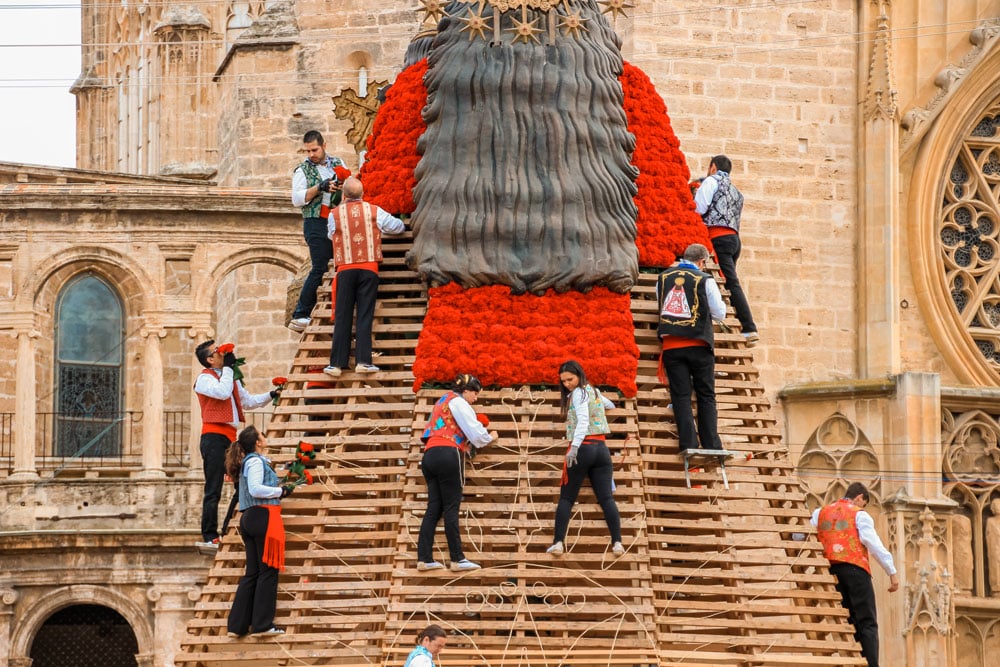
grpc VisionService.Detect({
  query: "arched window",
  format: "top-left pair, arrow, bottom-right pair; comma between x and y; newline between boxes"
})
30,604 -> 139,667
54,274 -> 125,457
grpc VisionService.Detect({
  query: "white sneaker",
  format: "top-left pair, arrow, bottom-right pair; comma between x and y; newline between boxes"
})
743,331 -> 760,347
355,363 -> 380,373
252,627 -> 285,636
416,561 -> 444,571
546,541 -> 564,555
288,317 -> 310,332
450,559 -> 480,571
612,541 -> 625,556
323,365 -> 341,377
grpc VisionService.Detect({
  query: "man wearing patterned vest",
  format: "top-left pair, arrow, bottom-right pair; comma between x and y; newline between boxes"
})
811,482 -> 899,667
694,154 -> 759,346
323,177 -> 405,377
289,130 -> 347,333
193,340 -> 278,549
656,243 -> 726,452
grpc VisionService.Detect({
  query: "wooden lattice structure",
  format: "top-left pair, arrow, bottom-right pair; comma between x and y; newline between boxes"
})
178,234 -> 866,666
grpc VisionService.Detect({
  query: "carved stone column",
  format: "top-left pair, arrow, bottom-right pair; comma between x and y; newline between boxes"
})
858,0 -> 901,377
11,329 -> 38,479
0,588 -> 20,666
139,327 -> 167,477
147,585 -> 200,667
900,506 -> 956,666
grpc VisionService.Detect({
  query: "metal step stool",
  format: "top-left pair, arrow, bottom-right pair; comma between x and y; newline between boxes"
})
683,448 -> 736,490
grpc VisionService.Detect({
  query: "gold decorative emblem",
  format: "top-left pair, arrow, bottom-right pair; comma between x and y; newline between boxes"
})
418,0 -> 447,23
508,12 -> 544,44
599,0 -> 634,20
488,0 -> 562,11
559,10 -> 588,38
332,79 -> 389,154
458,3 -> 493,41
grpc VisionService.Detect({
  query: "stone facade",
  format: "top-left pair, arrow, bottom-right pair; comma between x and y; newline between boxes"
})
2,0 -> 1000,665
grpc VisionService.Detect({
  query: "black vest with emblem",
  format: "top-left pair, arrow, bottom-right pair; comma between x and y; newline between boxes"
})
656,265 -> 714,349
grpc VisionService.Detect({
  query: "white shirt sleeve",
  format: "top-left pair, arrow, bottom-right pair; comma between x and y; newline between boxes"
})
694,175 -> 718,215
239,382 -> 273,411
597,389 -> 615,411
376,207 -> 406,234
244,456 -> 283,500
856,510 -> 897,576
449,395 -> 494,449
569,387 -> 591,449
292,167 -> 310,208
810,507 -> 820,527
705,277 -> 726,321
194,368 -> 235,400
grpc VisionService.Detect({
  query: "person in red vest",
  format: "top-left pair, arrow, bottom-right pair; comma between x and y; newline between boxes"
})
811,482 -> 900,667
323,176 -> 406,377
194,340 -> 279,549
416,374 -> 497,572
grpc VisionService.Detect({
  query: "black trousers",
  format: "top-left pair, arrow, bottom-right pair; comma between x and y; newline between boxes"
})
292,217 -> 333,319
663,346 -> 722,451
831,562 -> 880,667
227,506 -> 279,635
417,446 -> 466,563
329,268 -> 379,367
554,440 -> 622,544
200,431 -> 232,542
710,232 -> 756,334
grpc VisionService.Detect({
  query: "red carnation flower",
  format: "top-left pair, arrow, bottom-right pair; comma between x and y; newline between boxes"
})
299,442 -> 314,453
217,343 -> 235,354
476,414 -> 490,428
272,376 -> 288,386
334,166 -> 352,182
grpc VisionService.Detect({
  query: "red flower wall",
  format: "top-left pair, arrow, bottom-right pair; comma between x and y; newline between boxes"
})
412,285 -> 638,396
620,61 -> 710,267
359,59 -> 428,215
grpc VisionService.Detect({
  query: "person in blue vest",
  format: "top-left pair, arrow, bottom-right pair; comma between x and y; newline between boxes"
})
224,425 -> 295,638
416,374 -> 497,572
694,155 -> 758,346
403,624 -> 448,667
546,360 -> 624,557
656,244 -> 727,452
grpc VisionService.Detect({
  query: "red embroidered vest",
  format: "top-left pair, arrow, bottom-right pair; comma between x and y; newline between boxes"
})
421,392 -> 468,452
816,498 -> 871,574
195,368 -> 245,424
331,200 -> 382,267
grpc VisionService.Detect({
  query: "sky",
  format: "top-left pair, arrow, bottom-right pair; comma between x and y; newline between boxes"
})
0,0 -> 80,168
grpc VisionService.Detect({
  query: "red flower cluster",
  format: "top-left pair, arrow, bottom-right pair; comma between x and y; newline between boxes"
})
359,59 -> 429,215
476,414 -> 490,428
283,441 -> 317,487
620,61 -> 710,267
413,285 -> 639,396
217,343 -> 235,355
334,166 -> 352,182
272,376 -> 288,386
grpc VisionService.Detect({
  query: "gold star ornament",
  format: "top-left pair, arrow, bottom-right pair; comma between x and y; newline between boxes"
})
559,11 -> 588,39
599,0 -> 634,21
459,3 -> 492,41
418,0 -> 447,23
508,13 -> 544,44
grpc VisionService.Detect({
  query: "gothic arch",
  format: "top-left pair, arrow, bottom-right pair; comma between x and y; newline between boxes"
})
9,585 -> 152,660
910,43 -> 1000,385
27,246 -> 155,316
797,412 -> 880,509
193,246 -> 303,313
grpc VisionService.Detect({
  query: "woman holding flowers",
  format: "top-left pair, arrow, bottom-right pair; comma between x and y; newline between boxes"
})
225,425 -> 295,638
547,360 -> 624,557
416,374 -> 497,573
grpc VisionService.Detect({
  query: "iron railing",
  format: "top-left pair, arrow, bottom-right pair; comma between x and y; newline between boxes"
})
0,410 -> 273,474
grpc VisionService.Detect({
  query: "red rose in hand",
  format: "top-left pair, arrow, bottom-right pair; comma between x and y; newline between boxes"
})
334,166 -> 352,182
272,376 -> 288,386
476,414 -> 490,428
218,343 -> 235,354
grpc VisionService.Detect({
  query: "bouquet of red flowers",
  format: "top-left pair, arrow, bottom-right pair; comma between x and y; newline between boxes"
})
271,376 -> 288,406
334,165 -> 352,183
217,343 -> 247,383
282,441 -> 317,487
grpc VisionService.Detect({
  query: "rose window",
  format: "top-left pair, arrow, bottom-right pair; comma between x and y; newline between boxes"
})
941,107 -> 1000,370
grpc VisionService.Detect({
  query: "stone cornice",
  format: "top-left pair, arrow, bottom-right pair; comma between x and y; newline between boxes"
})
0,185 -> 293,215
777,377 -> 898,402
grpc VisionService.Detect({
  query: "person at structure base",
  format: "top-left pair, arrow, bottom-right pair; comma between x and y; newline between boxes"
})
811,481 -> 900,667
403,624 -> 448,667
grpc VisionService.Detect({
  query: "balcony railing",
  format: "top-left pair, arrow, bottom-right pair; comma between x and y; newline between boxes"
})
0,410 -> 273,475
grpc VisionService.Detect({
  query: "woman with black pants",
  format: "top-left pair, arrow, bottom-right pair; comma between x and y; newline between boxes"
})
225,425 -> 294,637
416,374 -> 497,573
547,360 -> 624,557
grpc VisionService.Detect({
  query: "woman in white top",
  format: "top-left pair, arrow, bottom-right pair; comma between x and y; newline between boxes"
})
547,360 -> 624,557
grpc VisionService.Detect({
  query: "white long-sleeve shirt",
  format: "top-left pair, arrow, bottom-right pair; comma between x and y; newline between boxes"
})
243,455 -> 283,500
693,173 -> 719,216
810,506 -> 897,576
327,202 -> 406,238
568,386 -> 616,449
193,367 -> 272,428
291,159 -> 336,209
448,394 -> 494,449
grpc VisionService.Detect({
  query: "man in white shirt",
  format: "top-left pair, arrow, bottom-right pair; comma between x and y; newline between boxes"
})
811,482 -> 900,667
289,130 -> 346,332
656,243 -> 727,451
